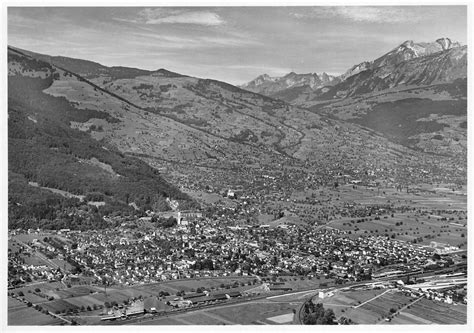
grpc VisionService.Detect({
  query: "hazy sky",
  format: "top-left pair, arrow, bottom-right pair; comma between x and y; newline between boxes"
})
8,6 -> 467,85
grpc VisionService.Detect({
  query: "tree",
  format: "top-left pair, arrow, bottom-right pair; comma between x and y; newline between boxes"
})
303,303 -> 336,325
338,316 -> 353,325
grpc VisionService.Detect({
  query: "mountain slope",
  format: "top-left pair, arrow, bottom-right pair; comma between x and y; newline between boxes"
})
8,45 -> 467,216
8,48 -> 195,230
314,45 -> 467,100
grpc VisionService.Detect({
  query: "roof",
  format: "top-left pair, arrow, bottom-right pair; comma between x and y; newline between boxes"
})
210,293 -> 228,300
189,296 -> 212,304
183,292 -> 207,299
226,291 -> 241,297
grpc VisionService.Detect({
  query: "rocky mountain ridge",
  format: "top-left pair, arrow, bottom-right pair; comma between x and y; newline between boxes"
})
240,71 -> 340,95
241,38 -> 466,101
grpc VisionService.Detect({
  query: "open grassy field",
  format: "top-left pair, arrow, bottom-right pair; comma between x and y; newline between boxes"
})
22,254 -> 52,267
208,300 -> 295,324
276,275 -> 334,290
13,233 -> 51,243
50,258 -> 74,271
52,285 -> 98,299
135,316 -> 187,325
89,290 -> 131,305
41,299 -> 80,313
329,208 -> 466,247
317,288 -> 467,325
136,299 -> 298,325
133,276 -> 256,296
312,289 -> 410,324
63,294 -> 106,308
10,281 -> 66,296
170,312 -> 234,325
401,298 -> 466,324
8,297 -> 64,325
16,291 -> 47,303
183,189 -> 237,206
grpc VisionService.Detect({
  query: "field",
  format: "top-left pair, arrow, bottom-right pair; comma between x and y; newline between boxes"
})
8,276 -> 268,326
133,276 -> 256,295
275,275 -> 334,290
393,298 -> 467,325
134,299 -> 299,325
41,299 -> 80,313
309,289 -> 411,324
323,184 -> 467,248
52,285 -> 99,299
208,301 -> 295,324
182,189 -> 237,207
315,288 -> 467,325
8,297 -> 64,325
22,254 -> 52,267
62,294 -> 106,308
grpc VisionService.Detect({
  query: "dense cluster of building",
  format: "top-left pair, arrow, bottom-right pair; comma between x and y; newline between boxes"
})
9,214 -> 461,290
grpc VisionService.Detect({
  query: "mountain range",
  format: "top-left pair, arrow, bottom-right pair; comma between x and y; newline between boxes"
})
240,71 -> 340,96
7,37 -> 467,230
241,37 -> 467,103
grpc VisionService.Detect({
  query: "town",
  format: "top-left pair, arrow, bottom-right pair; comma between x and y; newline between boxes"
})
8,177 -> 467,325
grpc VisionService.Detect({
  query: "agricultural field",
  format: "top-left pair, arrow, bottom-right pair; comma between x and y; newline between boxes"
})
8,297 -> 64,325
22,254 -> 52,267
134,299 -> 298,325
316,288 -> 467,325
41,299 -> 80,313
133,276 -> 256,296
62,294 -> 106,308
391,298 -> 467,325
207,300 -> 296,324
135,317 -> 187,325
276,275 -> 335,290
328,207 -> 466,248
311,289 -> 411,324
182,188 -> 237,206
12,233 -> 52,243
52,285 -> 99,299
50,258 -> 74,271
88,290 -> 137,305
9,282 -> 98,303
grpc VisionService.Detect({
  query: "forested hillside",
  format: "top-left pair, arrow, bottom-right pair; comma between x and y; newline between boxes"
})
8,50 -> 195,230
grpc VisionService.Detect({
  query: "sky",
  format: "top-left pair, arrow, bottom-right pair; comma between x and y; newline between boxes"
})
7,6 -> 467,85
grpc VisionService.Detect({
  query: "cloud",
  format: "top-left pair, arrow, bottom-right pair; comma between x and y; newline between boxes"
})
125,31 -> 259,50
296,6 -> 421,24
132,8 -> 224,26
